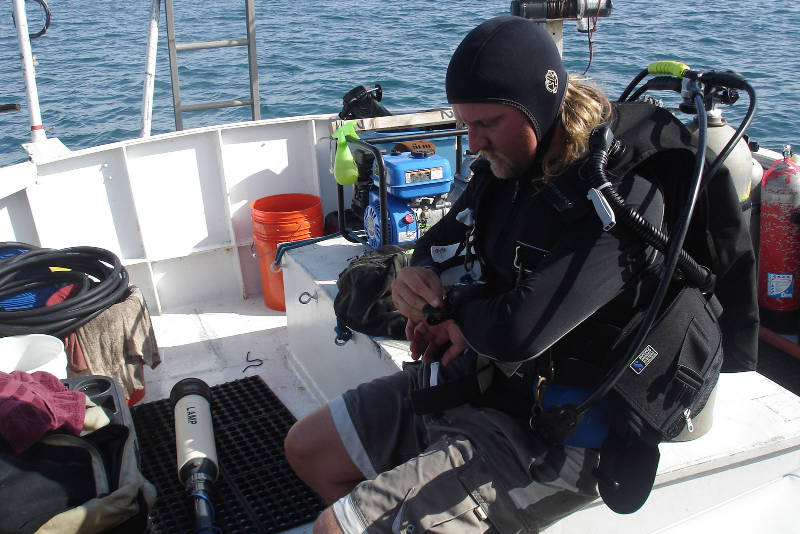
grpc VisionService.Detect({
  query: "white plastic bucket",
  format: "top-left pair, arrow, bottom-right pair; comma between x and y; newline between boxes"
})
0,334 -> 68,379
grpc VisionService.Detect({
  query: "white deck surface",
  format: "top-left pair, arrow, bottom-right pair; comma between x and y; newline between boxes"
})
142,298 -> 319,420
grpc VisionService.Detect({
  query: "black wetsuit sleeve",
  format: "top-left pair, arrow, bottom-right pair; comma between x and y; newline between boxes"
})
453,174 -> 664,362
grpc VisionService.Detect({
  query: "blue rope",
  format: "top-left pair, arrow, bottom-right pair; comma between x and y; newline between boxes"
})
189,493 -> 222,534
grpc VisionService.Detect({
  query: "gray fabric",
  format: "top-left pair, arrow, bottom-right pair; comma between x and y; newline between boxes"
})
331,362 -> 600,533
330,395 -> 378,480
33,430 -> 156,534
337,362 -> 430,477
70,286 -> 160,402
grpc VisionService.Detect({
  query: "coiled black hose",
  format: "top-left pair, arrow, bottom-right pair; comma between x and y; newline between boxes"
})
11,0 -> 51,39
0,243 -> 129,337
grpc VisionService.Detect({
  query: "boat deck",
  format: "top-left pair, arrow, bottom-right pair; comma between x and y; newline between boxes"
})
141,300 -> 318,534
141,300 -> 317,419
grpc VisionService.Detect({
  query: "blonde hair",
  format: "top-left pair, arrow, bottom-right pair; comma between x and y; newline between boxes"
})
543,75 -> 611,178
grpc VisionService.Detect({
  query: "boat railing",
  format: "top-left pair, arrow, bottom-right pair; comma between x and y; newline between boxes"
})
162,0 -> 260,131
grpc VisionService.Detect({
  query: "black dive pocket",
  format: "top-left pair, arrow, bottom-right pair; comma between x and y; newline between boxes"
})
613,286 -> 723,441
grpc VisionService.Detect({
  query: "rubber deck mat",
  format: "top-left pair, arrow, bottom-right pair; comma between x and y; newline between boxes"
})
131,376 -> 325,533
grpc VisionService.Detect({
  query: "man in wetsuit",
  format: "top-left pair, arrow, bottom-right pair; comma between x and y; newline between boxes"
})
284,14 -> 755,533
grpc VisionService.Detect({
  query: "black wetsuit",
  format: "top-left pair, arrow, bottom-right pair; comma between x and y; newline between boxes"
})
413,154 -> 664,367
411,102 -> 758,416
414,108 -> 669,365
413,157 -> 663,361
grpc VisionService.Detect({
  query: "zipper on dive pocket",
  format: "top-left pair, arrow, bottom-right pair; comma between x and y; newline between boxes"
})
683,408 -> 694,433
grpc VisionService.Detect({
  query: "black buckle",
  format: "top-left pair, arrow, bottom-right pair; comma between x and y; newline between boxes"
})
423,303 -> 451,325
530,404 -> 584,445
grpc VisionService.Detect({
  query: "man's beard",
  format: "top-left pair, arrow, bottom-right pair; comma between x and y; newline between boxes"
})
480,150 -> 517,179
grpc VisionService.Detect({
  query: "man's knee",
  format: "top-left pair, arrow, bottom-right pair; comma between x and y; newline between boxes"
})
313,507 -> 343,534
284,418 -> 308,465
284,404 -> 364,503
284,406 -> 329,464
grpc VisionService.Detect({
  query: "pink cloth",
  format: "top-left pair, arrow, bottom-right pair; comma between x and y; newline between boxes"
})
0,370 -> 86,454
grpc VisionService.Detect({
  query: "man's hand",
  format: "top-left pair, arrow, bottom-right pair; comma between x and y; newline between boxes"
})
394,266 -> 468,365
391,267 -> 444,322
406,317 -> 468,366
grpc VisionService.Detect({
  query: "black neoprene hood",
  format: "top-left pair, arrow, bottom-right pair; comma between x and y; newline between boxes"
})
446,15 -> 568,142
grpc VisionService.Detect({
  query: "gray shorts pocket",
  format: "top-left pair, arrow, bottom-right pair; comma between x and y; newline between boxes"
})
456,454 -> 525,534
391,467 -> 490,533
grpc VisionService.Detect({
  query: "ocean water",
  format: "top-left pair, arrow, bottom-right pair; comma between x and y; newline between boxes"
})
1,0 -> 798,168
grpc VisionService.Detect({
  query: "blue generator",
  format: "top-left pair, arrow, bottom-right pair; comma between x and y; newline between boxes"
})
363,149 -> 453,249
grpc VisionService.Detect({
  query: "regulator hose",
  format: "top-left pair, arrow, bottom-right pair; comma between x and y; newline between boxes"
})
0,243 -> 129,337
586,126 -> 714,290
576,82 -> 710,415
625,76 -> 682,103
617,67 -> 650,103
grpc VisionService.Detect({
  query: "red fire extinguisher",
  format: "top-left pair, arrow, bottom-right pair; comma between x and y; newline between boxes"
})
759,145 -> 800,329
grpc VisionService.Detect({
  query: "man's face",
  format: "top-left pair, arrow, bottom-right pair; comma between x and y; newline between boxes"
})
452,102 -> 539,179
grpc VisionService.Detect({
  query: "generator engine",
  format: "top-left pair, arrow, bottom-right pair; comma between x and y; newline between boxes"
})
362,147 -> 453,249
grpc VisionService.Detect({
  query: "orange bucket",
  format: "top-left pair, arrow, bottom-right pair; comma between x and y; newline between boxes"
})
251,193 -> 324,310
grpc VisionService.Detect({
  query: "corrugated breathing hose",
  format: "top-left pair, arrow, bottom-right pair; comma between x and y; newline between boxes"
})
0,243 -> 129,337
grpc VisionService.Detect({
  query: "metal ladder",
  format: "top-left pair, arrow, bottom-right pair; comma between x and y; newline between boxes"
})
164,0 -> 260,130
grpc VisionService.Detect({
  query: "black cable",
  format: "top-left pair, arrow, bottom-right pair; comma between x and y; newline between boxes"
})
617,68 -> 650,102
0,248 -> 126,318
626,76 -> 682,103
11,0 -> 51,39
0,243 -> 128,337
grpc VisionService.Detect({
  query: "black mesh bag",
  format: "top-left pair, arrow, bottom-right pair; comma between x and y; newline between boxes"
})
333,244 -> 413,339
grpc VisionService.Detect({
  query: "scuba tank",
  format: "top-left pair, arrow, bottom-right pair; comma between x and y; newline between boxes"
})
683,87 -> 761,205
686,110 -> 762,203
619,61 -> 759,207
758,145 -> 800,333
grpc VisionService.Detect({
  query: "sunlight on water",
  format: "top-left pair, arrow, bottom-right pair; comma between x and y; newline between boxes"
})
1,0 -> 798,167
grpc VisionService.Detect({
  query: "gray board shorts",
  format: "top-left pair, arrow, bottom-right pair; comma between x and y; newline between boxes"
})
328,357 -> 600,533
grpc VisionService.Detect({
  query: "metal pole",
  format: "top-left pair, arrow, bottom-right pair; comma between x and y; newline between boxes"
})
12,0 -> 46,143
544,20 -> 563,56
140,0 -> 161,137
164,0 -> 183,130
244,0 -> 260,120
